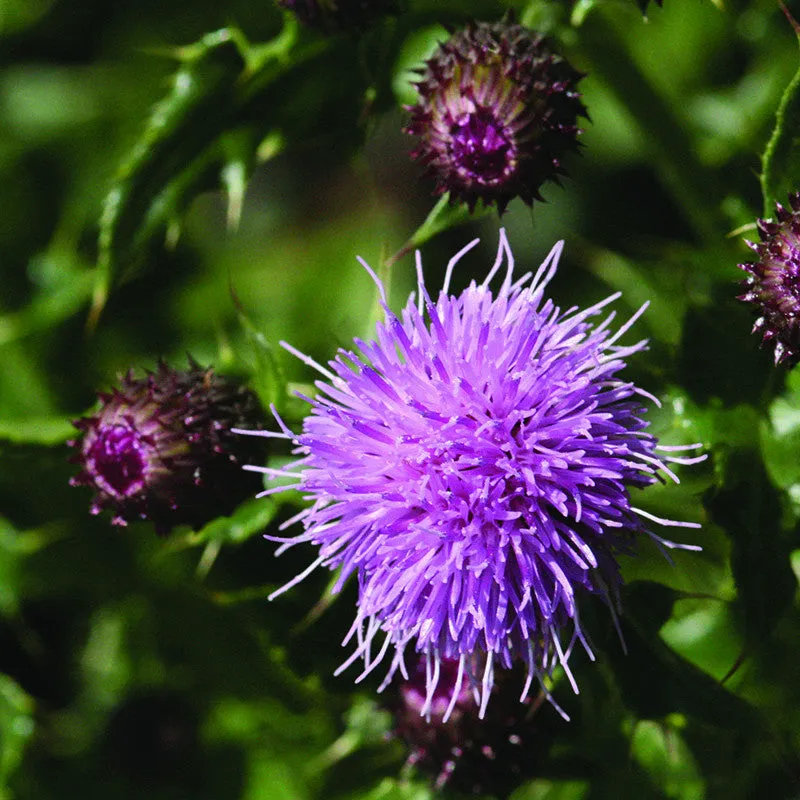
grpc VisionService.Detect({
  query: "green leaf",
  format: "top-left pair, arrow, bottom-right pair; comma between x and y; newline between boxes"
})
761,366 -> 800,491
595,586 -> 759,727
94,28 -> 249,321
511,780 -> 589,800
350,778 -> 434,800
706,450 -> 795,649
0,415 -> 76,445
232,295 -> 287,413
0,264 -> 94,346
0,674 -> 34,794
761,41 -> 800,216
630,720 -> 704,800
93,22 -> 314,323
195,497 -> 279,546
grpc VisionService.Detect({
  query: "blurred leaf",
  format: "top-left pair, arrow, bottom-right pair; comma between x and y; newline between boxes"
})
351,778 -> 434,800
95,28 -> 249,320
0,416 -> 75,445
390,24 -> 447,108
511,781 -> 589,800
0,674 -> 34,795
94,22 -> 320,322
630,720 -> 704,800
243,750 -> 309,800
195,496 -> 278,546
660,599 -> 741,680
705,451 -> 796,649
586,247 -> 685,346
0,265 -> 93,346
313,696 -> 393,772
0,518 -> 22,616
596,585 -> 759,726
0,0 -> 53,35
0,517 -> 53,616
761,366 -> 800,493
760,38 -> 800,217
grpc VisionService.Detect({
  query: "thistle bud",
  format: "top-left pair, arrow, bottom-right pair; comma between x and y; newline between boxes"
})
738,193 -> 800,366
70,360 -> 267,534
389,657 -> 547,797
405,19 -> 586,213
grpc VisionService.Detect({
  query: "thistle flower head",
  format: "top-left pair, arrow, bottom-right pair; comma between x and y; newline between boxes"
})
405,20 -> 586,213
738,192 -> 800,366
70,360 -> 267,534
246,231 -> 703,717
389,656 -> 547,796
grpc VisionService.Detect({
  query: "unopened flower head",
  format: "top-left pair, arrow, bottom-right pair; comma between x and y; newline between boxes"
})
738,192 -> 800,366
405,20 -> 586,213
389,655 -> 549,796
70,360 -> 267,534
243,231 -> 703,717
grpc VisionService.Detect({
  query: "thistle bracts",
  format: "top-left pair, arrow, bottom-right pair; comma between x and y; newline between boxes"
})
405,20 -> 586,213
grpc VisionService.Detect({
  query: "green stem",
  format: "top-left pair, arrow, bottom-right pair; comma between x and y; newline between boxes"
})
579,9 -> 724,243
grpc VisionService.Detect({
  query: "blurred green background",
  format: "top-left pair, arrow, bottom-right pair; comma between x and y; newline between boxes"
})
1,0 -> 799,797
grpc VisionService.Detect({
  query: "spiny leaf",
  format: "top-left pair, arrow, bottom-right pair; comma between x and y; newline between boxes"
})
92,22 -> 313,325
760,31 -> 800,217
94,28 -> 249,323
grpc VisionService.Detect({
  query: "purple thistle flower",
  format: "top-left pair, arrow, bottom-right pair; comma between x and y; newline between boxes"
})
405,20 -> 586,213
738,192 -> 800,366
70,360 -> 267,534
241,231 -> 703,717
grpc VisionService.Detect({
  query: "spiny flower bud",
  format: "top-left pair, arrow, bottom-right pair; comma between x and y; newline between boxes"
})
738,192 -> 800,366
70,360 -> 267,534
389,656 -> 548,796
276,0 -> 395,30
405,19 -> 586,213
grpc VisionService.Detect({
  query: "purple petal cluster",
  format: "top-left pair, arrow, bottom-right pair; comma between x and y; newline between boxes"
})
247,232 -> 702,715
70,360 -> 267,534
738,192 -> 800,366
405,20 -> 586,212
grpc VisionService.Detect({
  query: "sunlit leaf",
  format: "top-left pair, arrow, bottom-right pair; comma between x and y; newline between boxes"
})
194,497 -> 278,546
630,720 -> 704,800
598,584 -> 759,726
0,416 -> 75,445
0,674 -> 34,794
